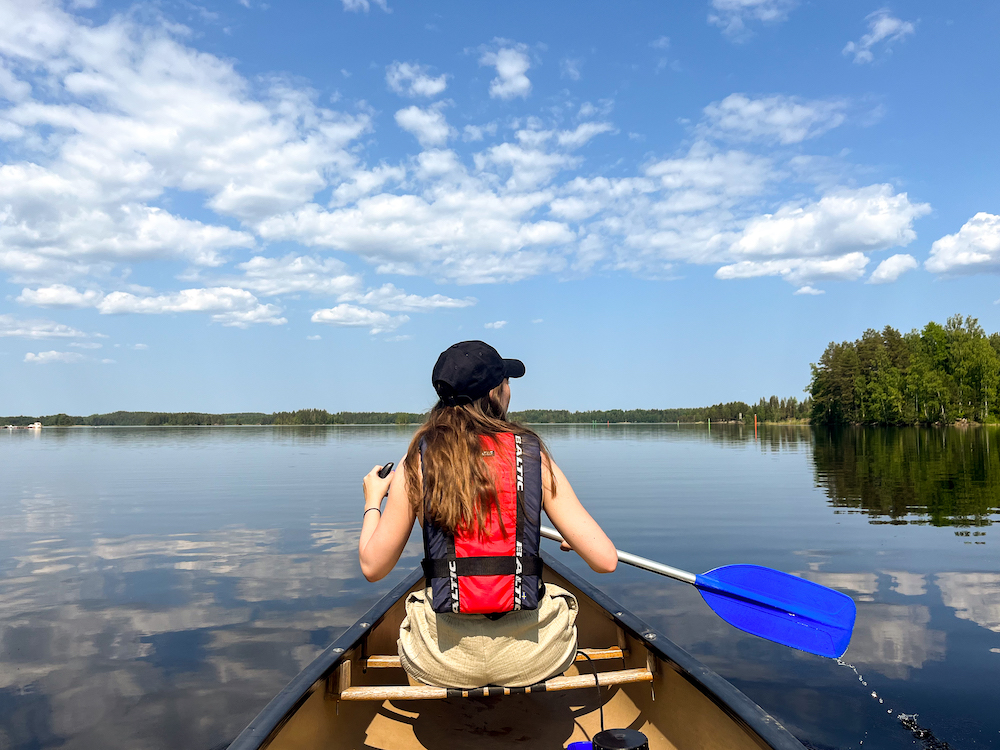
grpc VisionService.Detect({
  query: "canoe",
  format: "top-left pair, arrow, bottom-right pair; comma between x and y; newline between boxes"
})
228,552 -> 806,750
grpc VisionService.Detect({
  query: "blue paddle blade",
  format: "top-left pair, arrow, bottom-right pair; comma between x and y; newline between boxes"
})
695,565 -> 856,658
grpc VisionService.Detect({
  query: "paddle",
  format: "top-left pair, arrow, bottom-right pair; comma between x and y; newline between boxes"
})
539,526 -> 856,659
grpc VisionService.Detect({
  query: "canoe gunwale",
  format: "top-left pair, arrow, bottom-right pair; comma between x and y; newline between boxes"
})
227,568 -> 424,750
228,552 -> 806,750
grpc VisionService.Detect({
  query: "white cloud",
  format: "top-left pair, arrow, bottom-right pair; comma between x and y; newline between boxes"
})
330,164 -> 406,206
234,255 -> 361,297
132,343 -> 148,350
17,284 -> 103,307
713,185 -> 928,289
0,1 -> 369,285
257,190 -> 572,284
395,105 -> 455,148
793,285 -> 824,295
717,253 -> 870,286
386,61 -> 448,97
476,143 -> 579,190
0,171 -> 255,267
926,213 -> 1000,275
24,350 -> 85,364
70,341 -> 103,349
556,122 -> 615,149
484,320 -> 506,329
15,280 -> 291,327
702,94 -> 847,144
844,9 -> 916,64
578,100 -> 614,119
644,143 -> 773,201
0,313 -> 90,339
463,125 -> 486,142
341,0 -> 389,12
0,249 -> 106,285
340,283 -> 475,312
479,41 -> 532,100
97,287 -> 286,327
728,185 -> 930,261
868,253 -> 918,284
311,304 -> 408,333
560,58 -> 582,81
307,334 -> 321,340
413,148 -> 466,180
708,0 -> 797,39
650,36 -> 670,49
543,143 -> 777,274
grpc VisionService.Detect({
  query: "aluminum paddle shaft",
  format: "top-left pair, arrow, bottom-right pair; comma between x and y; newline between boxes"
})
540,526 -> 695,584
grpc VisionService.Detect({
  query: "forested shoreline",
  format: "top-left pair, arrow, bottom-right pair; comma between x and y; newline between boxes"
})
3,396 -> 810,427
510,396 -> 810,424
9,314 -> 999,428
809,315 -> 1000,425
1,410 -> 425,427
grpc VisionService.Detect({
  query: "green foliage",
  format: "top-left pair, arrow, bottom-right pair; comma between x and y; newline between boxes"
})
269,410 -> 425,425
809,315 -> 1000,425
509,397 -> 810,424
2,410 -> 427,426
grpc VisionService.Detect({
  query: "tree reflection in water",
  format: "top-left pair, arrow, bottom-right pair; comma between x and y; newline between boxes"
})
812,426 -> 1000,526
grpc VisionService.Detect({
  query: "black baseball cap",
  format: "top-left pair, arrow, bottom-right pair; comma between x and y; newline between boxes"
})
432,341 -> 525,405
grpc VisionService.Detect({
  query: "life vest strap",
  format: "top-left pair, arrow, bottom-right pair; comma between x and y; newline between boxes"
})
422,555 -> 543,579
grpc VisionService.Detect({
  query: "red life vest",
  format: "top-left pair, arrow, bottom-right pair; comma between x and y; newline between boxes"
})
421,432 -> 544,615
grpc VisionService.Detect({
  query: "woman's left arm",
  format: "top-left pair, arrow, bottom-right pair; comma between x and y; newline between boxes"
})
358,459 -> 417,582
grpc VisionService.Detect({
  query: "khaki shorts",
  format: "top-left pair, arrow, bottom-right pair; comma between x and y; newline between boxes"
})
398,583 -> 579,689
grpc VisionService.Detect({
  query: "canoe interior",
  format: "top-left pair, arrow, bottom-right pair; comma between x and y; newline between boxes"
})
255,562 -> 786,750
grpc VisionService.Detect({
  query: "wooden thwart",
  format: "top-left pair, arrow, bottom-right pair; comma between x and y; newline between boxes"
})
363,646 -> 624,671
336,666 -> 653,702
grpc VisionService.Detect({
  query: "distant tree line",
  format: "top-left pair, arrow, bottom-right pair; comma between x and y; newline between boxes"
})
508,397 -> 810,424
4,398 -> 809,428
809,315 -> 1000,425
1,410 -> 425,427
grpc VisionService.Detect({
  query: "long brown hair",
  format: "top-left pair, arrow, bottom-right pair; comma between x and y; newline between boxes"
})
404,384 -> 553,535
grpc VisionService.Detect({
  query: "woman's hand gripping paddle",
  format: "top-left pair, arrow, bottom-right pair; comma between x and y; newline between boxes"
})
540,526 -> 856,658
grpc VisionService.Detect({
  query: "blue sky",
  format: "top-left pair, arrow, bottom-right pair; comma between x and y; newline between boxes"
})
2,0 -> 1000,415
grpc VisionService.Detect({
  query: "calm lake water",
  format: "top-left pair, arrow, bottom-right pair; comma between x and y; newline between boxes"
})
1,425 -> 999,750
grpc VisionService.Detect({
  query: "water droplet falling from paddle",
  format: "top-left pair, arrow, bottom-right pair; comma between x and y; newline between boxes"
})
836,659 -> 955,750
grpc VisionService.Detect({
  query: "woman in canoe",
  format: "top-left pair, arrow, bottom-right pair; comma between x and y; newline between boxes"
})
358,340 -> 617,689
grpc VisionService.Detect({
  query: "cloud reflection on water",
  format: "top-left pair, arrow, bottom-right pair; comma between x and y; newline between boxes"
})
0,517 -> 421,750
846,604 -> 946,679
935,572 -> 1000,633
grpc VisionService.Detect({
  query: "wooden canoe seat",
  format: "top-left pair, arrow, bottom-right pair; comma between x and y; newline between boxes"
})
363,646 -> 625,671
328,647 -> 653,702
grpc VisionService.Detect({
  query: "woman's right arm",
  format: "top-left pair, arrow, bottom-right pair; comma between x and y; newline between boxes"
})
358,458 -> 417,582
542,457 -> 617,573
